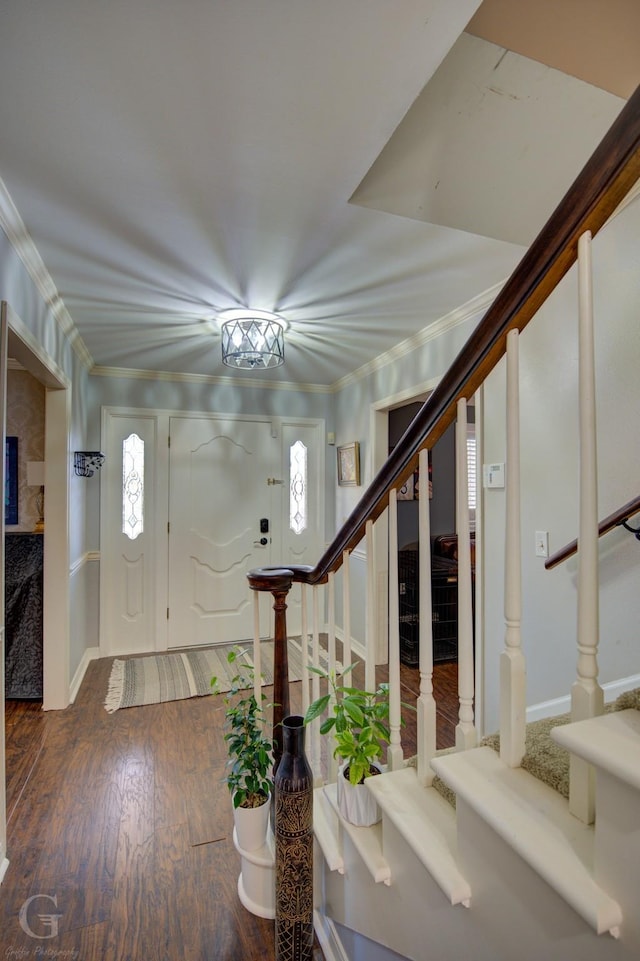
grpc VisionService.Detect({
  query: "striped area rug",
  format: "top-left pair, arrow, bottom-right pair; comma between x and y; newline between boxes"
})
104,637 -> 339,713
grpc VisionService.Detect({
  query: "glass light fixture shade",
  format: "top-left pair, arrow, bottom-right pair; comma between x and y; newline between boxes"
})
221,314 -> 285,369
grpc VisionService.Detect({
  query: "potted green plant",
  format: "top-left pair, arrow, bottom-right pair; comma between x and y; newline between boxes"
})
304,665 -> 390,826
211,647 -> 276,851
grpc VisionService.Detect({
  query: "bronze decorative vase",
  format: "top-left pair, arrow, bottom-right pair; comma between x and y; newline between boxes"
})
275,714 -> 314,961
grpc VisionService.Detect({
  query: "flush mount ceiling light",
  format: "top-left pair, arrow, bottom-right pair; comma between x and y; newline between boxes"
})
219,309 -> 287,370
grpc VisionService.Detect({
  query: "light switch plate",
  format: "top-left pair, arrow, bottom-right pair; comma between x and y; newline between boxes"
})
483,463 -> 505,488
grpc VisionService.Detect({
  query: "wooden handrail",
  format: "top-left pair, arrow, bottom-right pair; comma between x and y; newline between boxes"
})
286,83 -> 640,588
545,494 -> 640,570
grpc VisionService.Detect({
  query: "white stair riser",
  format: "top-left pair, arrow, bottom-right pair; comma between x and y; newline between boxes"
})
317,800 -> 632,961
593,773 -> 640,947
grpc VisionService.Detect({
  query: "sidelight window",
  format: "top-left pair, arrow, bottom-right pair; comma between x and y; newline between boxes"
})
289,440 -> 307,534
122,432 -> 144,539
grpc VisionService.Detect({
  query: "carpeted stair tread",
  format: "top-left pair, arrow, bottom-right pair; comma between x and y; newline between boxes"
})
480,712 -> 573,798
430,688 -> 639,805
614,687 -> 640,710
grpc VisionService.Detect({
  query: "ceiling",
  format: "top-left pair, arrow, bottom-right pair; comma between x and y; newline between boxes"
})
0,0 -> 637,389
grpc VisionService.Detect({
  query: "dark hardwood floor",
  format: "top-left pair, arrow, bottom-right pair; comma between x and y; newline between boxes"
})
2,652 -> 457,959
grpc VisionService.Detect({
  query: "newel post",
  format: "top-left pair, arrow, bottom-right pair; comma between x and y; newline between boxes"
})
247,567 -> 294,775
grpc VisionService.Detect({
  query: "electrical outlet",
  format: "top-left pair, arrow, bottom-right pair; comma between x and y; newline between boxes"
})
535,531 -> 549,558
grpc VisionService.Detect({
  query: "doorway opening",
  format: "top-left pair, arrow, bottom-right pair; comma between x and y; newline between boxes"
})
2,304 -> 71,875
6,315 -> 71,711
370,385 -> 478,675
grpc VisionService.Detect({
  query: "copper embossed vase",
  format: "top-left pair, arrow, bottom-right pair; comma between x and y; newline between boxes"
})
275,715 -> 314,961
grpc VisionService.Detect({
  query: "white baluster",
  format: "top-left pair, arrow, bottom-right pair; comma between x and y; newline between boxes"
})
328,571 -> 337,677
365,519 -> 376,693
417,447 -> 436,785
327,571 -> 338,782
387,487 -> 403,770
455,399 -> 476,750
252,589 -> 262,707
311,583 -> 324,784
500,328 -> 526,767
342,549 -> 352,675
300,582 -> 310,718
571,229 -> 603,824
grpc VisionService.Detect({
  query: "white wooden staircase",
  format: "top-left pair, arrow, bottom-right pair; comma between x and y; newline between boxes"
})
312,710 -> 640,960
248,84 -> 640,961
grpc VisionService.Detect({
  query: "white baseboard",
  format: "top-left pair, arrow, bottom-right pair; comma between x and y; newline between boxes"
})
526,672 -> 640,723
602,672 -> 640,702
526,694 -> 571,724
314,914 -> 408,961
313,912 -> 349,961
0,857 -> 9,885
69,646 -> 100,703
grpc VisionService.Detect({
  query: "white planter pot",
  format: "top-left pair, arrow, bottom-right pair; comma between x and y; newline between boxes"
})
336,766 -> 381,827
233,794 -> 271,852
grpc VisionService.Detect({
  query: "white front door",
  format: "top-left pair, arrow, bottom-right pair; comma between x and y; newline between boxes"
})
167,415 -> 278,648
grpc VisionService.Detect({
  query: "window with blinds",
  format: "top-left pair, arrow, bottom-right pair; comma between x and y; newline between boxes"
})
467,426 -> 476,525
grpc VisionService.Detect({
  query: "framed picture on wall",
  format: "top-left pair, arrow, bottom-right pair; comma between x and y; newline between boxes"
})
5,435 -> 18,525
337,441 -> 360,487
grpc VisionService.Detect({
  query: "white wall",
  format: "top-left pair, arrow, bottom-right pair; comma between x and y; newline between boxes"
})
481,194 -> 640,734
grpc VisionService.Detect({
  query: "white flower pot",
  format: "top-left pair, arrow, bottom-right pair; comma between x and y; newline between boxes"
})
233,793 -> 271,852
336,765 -> 381,826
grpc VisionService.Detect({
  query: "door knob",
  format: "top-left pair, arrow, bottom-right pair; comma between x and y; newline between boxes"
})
253,537 -> 268,547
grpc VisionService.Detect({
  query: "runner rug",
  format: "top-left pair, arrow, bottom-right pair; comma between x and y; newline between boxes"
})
104,637 -> 340,713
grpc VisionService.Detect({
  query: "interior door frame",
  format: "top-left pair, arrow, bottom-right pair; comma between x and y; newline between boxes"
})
369,375 -> 484,725
1,302 -> 71,882
370,381 -> 435,664
5,304 -> 71,709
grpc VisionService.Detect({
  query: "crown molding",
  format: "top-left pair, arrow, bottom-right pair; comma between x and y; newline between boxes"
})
90,364 -> 333,394
331,279 -> 507,394
0,175 -> 94,371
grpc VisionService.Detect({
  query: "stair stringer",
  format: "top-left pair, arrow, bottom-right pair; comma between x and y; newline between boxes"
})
313,762 -> 636,961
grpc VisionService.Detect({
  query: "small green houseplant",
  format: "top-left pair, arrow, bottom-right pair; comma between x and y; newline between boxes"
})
211,647 -> 275,811
304,664 -> 391,788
